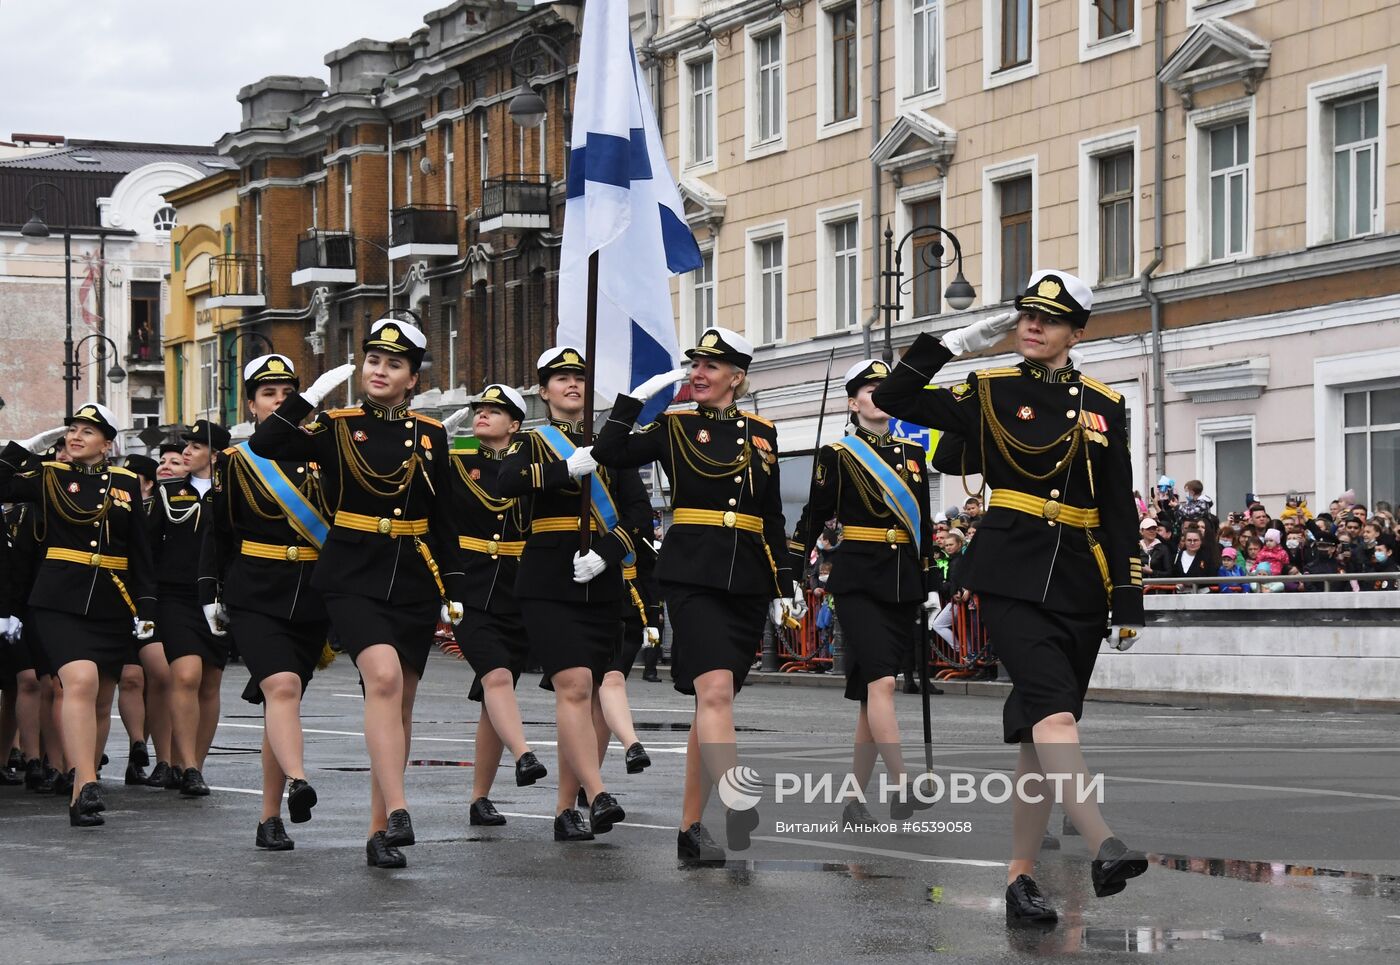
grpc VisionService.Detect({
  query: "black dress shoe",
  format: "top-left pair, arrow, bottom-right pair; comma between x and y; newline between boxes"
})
1005,874 -> 1058,924
287,779 -> 317,824
35,765 -> 57,794
725,806 -> 759,852
842,799 -> 877,828
180,767 -> 210,797
624,742 -> 651,774
588,791 -> 625,834
1091,836 -> 1148,898
69,782 -> 106,828
1062,813 -> 1079,836
641,670 -> 660,683
1041,831 -> 1061,851
24,758 -> 43,791
255,816 -> 295,851
130,740 -> 150,769
51,768 -> 75,797
469,797 -> 507,826
365,831 -> 407,868
514,751 -> 547,787
553,808 -> 594,842
889,779 -> 934,821
384,808 -> 415,846
6,748 -> 21,771
162,762 -> 183,790
99,753 -> 109,767
124,762 -> 147,786
677,822 -> 725,862
0,764 -> 20,786
144,761 -> 170,788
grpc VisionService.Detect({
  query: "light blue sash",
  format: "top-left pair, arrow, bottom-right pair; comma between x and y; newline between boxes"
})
832,435 -> 922,540
534,425 -> 633,565
234,443 -> 329,548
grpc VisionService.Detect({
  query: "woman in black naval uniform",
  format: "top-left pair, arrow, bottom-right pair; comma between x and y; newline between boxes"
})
593,326 -> 805,862
498,347 -> 647,842
795,359 -> 938,824
873,270 -> 1149,924
200,354 -> 331,851
0,404 -> 157,826
249,317 -> 465,869
443,382 -> 549,827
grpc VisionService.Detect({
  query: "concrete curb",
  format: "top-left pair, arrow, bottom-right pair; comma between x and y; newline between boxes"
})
745,671 -> 1400,714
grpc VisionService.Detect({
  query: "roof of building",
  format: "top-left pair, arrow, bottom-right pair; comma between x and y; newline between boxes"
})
0,139 -> 228,175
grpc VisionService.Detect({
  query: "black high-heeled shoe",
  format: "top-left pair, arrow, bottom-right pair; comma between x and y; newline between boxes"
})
68,782 -> 105,828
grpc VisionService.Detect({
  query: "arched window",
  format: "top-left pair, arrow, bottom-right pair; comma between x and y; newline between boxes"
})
153,205 -> 177,232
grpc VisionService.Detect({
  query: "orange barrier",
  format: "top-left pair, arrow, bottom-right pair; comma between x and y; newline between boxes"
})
778,588 -> 831,673
930,596 -> 997,681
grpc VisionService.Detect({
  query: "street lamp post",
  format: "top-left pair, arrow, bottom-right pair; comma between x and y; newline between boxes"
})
878,222 -> 977,364
69,333 -> 127,391
20,181 -> 77,417
506,32 -> 573,176
216,329 -> 275,422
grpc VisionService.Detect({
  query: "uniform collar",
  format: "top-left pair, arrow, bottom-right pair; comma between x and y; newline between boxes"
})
1019,358 -> 1079,383
70,460 -> 109,475
697,403 -> 741,421
476,441 -> 509,461
854,424 -> 894,446
363,396 -> 413,420
550,417 -> 585,435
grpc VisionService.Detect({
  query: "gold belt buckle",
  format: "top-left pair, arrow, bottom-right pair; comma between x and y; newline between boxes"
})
885,528 -> 898,544
285,546 -> 300,561
486,539 -> 499,556
377,518 -> 392,535
1042,499 -> 1062,521
722,510 -> 737,528
89,552 -> 102,566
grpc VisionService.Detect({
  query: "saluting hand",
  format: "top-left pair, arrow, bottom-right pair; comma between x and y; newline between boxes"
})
302,363 -> 358,407
1,616 -> 21,644
941,311 -> 1018,356
441,405 -> 474,436
17,425 -> 67,452
629,367 -> 690,402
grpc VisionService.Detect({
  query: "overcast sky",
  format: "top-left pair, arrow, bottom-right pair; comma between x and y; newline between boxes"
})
0,0 -> 435,147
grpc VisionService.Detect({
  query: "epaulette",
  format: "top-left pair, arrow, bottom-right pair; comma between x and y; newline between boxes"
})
672,410 -> 701,416
411,411 -> 444,429
109,466 -> 137,479
974,367 -> 1020,379
892,436 -> 923,448
740,411 -> 774,428
42,460 -> 70,471
325,407 -> 363,419
222,446 -> 239,456
1079,375 -> 1122,404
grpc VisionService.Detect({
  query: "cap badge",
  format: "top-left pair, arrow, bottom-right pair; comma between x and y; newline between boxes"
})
871,361 -> 889,376
380,326 -> 400,343
701,332 -> 719,348
484,387 -> 501,400
267,358 -> 286,373
78,406 -> 97,419
1037,278 -> 1062,301
562,350 -> 581,365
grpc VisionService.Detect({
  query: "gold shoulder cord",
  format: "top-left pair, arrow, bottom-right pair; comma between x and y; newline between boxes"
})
452,456 -> 514,514
977,381 -> 1083,483
40,467 -> 110,539
335,418 -> 416,498
666,416 -> 752,491
835,449 -> 895,519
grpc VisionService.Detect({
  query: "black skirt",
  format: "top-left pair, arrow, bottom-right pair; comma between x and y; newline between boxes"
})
229,607 -> 328,705
323,593 -> 439,679
834,594 -> 918,702
979,593 -> 1106,744
521,599 -> 618,691
662,582 -> 768,696
159,588 -> 230,670
458,608 -> 531,702
30,607 -> 131,681
611,610 -> 646,677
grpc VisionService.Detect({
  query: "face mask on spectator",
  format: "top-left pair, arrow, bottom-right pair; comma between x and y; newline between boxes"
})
1286,538 -> 1300,550
1378,550 -> 1390,563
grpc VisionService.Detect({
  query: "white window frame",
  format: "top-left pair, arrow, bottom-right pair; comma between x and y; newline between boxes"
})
444,123 -> 455,205
816,0 -> 863,139
479,114 -> 489,186
1306,67 -> 1387,247
343,164 -> 353,232
404,150 -> 414,205
1196,414 -> 1255,509
745,221 -> 788,346
816,200 -> 863,334
896,0 -> 946,110
1077,127 -> 1140,288
198,339 -> 216,417
895,178 -> 947,323
1187,0 -> 1256,26
745,21 -> 787,160
444,303 -> 458,389
982,0 -> 1039,91
1185,97 -> 1255,267
310,182 -> 319,228
1314,347 -> 1400,504
981,155 -> 1039,305
680,242 -> 717,345
680,46 -> 718,173
1078,0 -> 1140,63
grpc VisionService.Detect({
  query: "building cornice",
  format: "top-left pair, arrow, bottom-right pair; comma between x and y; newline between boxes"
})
651,0 -> 798,57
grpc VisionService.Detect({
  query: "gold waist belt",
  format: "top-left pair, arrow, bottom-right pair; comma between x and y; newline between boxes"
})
334,510 -> 429,537
241,540 -> 318,562
671,508 -> 764,534
989,491 -> 1101,528
459,536 -> 525,557
531,516 -> 599,534
842,525 -> 911,545
46,548 -> 129,570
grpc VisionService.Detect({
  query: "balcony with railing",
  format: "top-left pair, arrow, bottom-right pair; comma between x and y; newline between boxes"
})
479,175 -> 550,234
126,323 -> 161,368
292,229 -> 358,286
388,204 -> 458,260
206,253 -> 266,308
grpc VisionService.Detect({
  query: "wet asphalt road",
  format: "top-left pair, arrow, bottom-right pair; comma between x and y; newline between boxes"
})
2,651 -> 1398,964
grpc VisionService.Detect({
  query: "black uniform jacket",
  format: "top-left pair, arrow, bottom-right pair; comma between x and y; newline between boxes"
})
0,443 -> 156,623
4,504 -> 41,621
873,334 -> 1144,625
593,396 -> 796,598
498,418 -> 650,605
795,424 -> 934,604
198,445 -> 328,624
447,442 -> 526,615
248,394 -> 466,606
149,475 -> 213,594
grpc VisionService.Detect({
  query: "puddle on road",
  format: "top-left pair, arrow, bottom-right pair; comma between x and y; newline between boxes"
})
681,859 -> 897,880
407,759 -> 473,767
1152,853 -> 1400,902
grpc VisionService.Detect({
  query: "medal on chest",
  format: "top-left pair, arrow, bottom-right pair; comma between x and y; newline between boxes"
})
1016,406 -> 1035,421
67,481 -> 81,494
695,428 -> 711,444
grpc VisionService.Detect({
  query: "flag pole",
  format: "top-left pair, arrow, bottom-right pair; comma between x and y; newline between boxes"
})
580,249 -> 600,557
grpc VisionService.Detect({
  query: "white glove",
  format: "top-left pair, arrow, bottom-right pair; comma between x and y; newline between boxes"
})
769,597 -> 795,629
787,581 -> 808,622
630,367 -> 689,403
566,446 -> 598,479
302,363 -> 357,407
202,603 -> 228,637
1109,625 -> 1144,651
441,601 -> 464,625
134,618 -> 155,641
572,550 -> 607,584
1,616 -> 20,643
441,406 -> 473,436
643,626 -> 661,648
17,425 -> 67,452
922,591 -> 941,611
940,311 -> 1018,356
